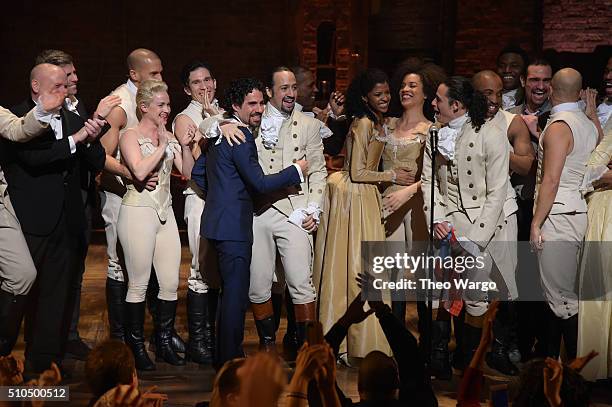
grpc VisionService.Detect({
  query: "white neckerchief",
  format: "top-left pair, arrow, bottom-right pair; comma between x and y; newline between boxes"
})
551,102 -> 581,115
437,113 -> 469,161
64,97 -> 80,116
259,102 -> 288,149
596,101 -> 612,128
502,89 -> 518,110
126,79 -> 137,96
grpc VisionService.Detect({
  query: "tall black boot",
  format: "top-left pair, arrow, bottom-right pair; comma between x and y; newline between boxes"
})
392,301 -> 407,328
126,302 -> 155,371
155,300 -> 185,366
282,293 -> 299,360
0,290 -> 27,356
252,301 -> 276,351
148,285 -> 186,354
561,314 -> 578,360
105,278 -> 127,342
186,290 -> 213,364
429,320 -> 452,380
271,292 -> 283,333
451,310 -> 466,370
294,302 -> 316,348
255,317 -> 277,351
207,288 -> 219,357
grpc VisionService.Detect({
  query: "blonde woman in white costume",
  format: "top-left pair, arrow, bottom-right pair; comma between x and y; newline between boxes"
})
118,80 -> 195,370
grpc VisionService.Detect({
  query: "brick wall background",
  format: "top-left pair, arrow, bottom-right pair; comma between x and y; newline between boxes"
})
1,0 -> 609,228
542,0 -> 612,53
453,0 -> 542,76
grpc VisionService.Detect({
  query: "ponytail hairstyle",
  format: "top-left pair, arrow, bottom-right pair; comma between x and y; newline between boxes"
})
443,76 -> 488,131
136,79 -> 168,120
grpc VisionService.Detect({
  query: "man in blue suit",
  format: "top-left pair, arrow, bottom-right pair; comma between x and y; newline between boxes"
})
191,78 -> 307,366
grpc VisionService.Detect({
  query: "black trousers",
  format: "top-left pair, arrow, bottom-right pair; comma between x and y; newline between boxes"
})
68,201 -> 92,341
23,211 -> 79,372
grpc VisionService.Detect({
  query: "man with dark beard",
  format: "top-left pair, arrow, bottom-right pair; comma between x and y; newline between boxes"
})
193,78 -> 307,366
200,67 -> 327,353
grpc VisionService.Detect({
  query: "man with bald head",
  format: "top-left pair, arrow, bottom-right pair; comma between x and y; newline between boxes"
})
531,68 -> 598,360
472,69 -> 534,372
3,63 -> 106,373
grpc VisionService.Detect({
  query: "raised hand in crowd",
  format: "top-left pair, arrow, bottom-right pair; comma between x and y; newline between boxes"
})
568,350 -> 599,373
329,91 -> 346,118
94,95 -> 122,120
543,357 -> 563,407
0,355 -> 24,386
581,87 -> 604,142
338,290 -> 376,329
37,89 -> 66,114
286,343 -> 328,407
237,352 -> 286,407
313,344 -> 342,407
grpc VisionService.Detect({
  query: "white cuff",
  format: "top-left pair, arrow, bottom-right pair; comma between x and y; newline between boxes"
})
68,136 -> 77,154
293,163 -> 305,183
33,104 -> 54,124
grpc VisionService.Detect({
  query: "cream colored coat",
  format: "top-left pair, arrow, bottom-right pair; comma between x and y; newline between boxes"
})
421,115 -> 510,245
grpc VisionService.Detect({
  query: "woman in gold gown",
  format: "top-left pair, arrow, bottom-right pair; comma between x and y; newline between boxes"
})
578,127 -> 612,381
380,61 -> 446,324
313,69 -> 414,359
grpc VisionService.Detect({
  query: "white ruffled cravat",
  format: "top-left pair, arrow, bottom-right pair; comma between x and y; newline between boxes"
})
502,89 -> 518,110
597,101 -> 612,129
437,113 -> 469,161
259,103 -> 288,149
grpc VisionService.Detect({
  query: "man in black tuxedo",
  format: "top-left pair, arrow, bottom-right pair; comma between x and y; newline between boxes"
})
191,78 -> 308,367
2,63 -> 106,373
35,50 -> 120,361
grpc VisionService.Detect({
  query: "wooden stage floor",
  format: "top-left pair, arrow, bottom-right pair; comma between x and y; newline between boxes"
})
10,241 -> 612,406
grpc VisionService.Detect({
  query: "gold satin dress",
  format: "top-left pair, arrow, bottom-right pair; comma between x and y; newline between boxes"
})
578,128 -> 612,381
313,117 -> 394,358
381,118 -> 429,243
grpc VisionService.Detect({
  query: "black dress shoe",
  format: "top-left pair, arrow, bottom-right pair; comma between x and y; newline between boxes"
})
65,338 -> 92,361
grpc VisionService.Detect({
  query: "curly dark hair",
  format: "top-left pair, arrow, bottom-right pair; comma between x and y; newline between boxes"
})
512,359 -> 590,407
443,76 -> 488,131
389,57 -> 447,120
220,78 -> 266,117
345,68 -> 389,125
180,60 -> 213,88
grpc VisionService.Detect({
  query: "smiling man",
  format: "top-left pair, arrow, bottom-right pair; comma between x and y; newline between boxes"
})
247,67 -> 326,351
496,45 -> 529,110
